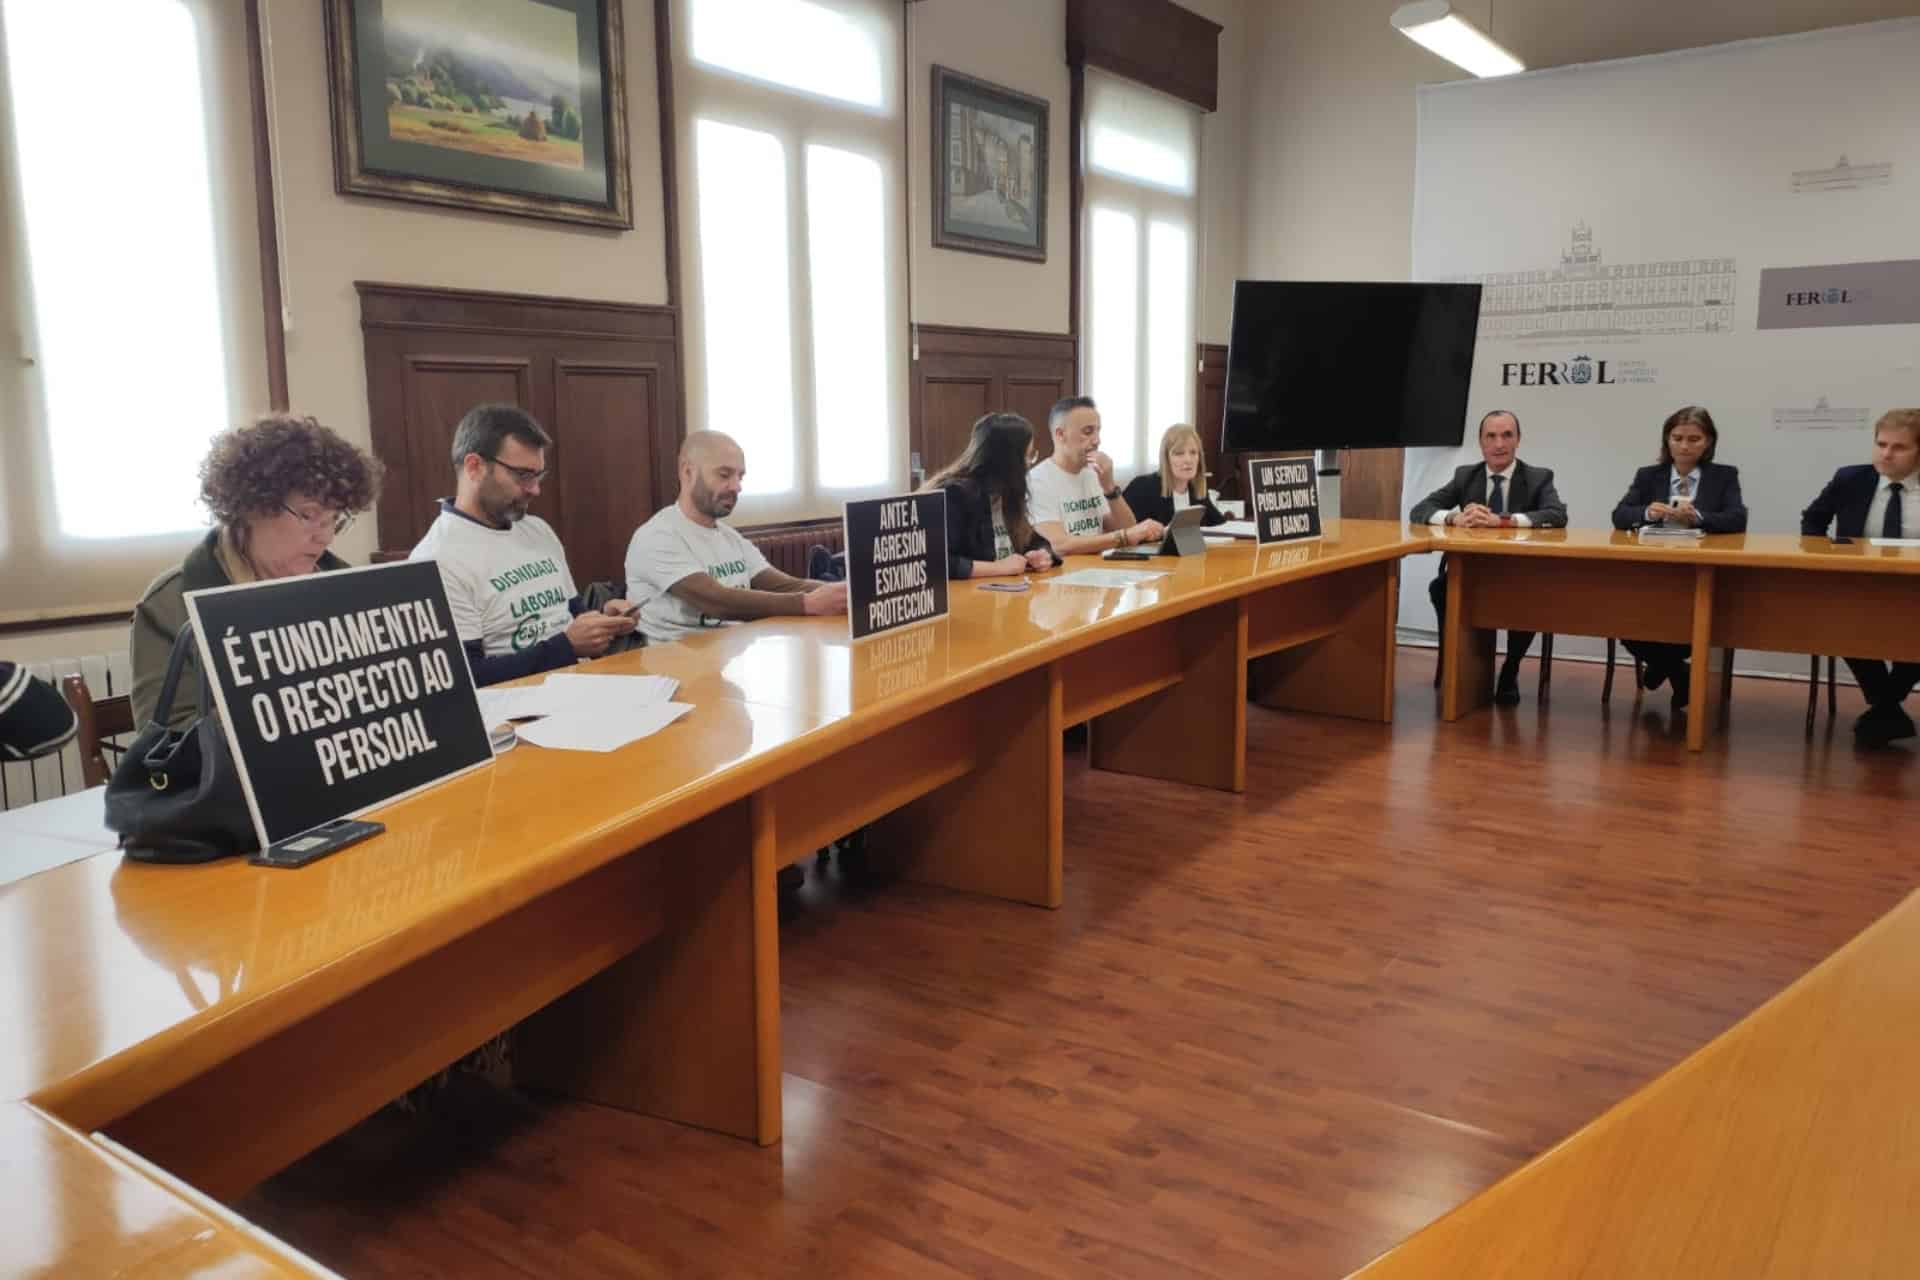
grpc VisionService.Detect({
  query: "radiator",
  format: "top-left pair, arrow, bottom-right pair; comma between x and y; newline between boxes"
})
741,519 -> 845,580
2,651 -> 131,811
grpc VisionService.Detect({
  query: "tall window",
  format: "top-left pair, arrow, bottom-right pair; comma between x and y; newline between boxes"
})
677,0 -> 905,521
0,0 -> 266,614
1081,70 -> 1200,475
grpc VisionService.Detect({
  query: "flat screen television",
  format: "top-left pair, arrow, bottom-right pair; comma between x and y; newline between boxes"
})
1221,281 -> 1483,452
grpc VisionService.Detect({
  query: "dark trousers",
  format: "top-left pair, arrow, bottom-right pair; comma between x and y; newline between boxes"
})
1844,658 -> 1920,708
1623,639 -> 1689,677
1430,570 -> 1534,684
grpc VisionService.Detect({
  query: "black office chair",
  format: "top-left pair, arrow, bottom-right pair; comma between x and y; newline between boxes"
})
1805,655 -> 1838,738
1432,633 -> 1556,699
1603,639 -> 1738,727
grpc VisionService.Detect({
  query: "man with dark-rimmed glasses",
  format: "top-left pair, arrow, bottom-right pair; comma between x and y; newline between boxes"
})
411,403 -> 636,686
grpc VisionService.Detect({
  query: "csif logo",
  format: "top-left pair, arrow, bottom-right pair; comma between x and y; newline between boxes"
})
1785,287 -> 1852,307
1500,354 -> 1614,388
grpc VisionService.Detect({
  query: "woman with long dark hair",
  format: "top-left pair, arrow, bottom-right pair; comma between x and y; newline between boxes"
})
1610,404 -> 1747,707
924,413 -> 1056,578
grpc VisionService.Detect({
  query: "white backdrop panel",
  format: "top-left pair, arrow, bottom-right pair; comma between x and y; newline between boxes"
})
1404,18 -> 1920,674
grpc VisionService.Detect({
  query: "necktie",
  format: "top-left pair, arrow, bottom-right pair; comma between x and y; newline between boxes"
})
1489,474 -> 1507,516
1886,482 -> 1905,539
1674,473 -> 1693,501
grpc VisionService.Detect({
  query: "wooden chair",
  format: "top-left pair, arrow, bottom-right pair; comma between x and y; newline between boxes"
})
59,674 -> 135,789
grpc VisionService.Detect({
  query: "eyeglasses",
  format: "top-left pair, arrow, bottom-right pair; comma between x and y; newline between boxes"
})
484,455 -> 548,487
282,503 -> 355,536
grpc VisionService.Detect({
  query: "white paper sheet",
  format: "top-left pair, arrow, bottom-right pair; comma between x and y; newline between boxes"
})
1206,520 -> 1258,539
1868,537 -> 1920,548
478,673 -> 681,725
475,686 -> 558,722
515,702 -> 696,753
1050,567 -> 1171,588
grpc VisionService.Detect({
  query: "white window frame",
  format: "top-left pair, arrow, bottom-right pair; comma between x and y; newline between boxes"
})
673,0 -> 908,525
1080,69 -> 1201,481
0,0 -> 268,617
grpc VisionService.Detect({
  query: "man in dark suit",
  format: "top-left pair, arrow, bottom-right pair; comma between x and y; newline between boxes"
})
1801,407 -> 1920,746
1411,409 -> 1569,705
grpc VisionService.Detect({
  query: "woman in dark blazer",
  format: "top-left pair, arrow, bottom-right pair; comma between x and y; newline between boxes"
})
1611,405 -> 1747,705
1122,424 -> 1230,529
925,413 -> 1055,579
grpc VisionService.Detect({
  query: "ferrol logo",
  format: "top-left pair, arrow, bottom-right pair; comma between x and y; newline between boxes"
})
1785,288 -> 1853,306
1500,354 -> 1614,387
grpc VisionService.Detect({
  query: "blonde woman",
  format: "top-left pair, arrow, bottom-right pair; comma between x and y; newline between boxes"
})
1121,424 -> 1229,528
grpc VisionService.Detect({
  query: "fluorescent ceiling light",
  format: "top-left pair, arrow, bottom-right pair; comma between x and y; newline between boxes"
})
1391,1 -> 1525,78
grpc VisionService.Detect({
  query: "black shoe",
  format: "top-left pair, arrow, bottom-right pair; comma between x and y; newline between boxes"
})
1640,662 -> 1668,692
1855,704 -> 1916,747
1493,680 -> 1521,706
1669,663 -> 1690,710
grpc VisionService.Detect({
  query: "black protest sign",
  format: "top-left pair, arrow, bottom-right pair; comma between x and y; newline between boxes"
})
1244,456 -> 1323,545
184,561 -> 493,848
843,491 -> 949,642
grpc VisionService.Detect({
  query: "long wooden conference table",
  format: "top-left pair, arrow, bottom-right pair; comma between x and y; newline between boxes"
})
1422,525 -> 1920,749
8,519 -> 1920,1275
1,522 -> 1408,1275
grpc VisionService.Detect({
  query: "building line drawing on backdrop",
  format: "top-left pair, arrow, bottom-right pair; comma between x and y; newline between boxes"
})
1443,221 -> 1737,341
1791,153 -> 1893,193
1774,397 -> 1873,432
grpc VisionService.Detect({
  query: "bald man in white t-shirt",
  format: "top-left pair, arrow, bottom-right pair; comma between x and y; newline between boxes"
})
626,431 -> 848,645
1027,396 -> 1166,556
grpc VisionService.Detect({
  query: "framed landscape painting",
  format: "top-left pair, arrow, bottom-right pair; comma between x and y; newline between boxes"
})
932,65 -> 1048,262
325,0 -> 633,229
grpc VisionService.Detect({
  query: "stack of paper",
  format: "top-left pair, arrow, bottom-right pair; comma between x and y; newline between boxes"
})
516,702 -> 694,753
484,672 -> 694,754
1052,567 -> 1170,588
1638,526 -> 1705,540
1206,520 -> 1258,540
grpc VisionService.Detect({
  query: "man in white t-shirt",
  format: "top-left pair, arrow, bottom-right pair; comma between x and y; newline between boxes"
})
626,431 -> 848,644
411,404 -> 637,685
1027,396 -> 1165,556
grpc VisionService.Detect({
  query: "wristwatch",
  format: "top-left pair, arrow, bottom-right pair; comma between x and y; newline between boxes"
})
1103,487 -> 1121,500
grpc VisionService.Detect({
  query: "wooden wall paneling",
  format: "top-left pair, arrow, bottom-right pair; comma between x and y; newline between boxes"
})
1341,448 -> 1406,522
553,361 -> 664,586
1196,342 -> 1232,496
910,325 -> 1077,474
358,283 -> 680,578
394,356 -> 535,551
920,378 -> 994,477
1065,0 -> 1223,113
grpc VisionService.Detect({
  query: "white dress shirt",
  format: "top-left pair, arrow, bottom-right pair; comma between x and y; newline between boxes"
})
1429,461 -> 1532,527
1647,466 -> 1699,525
1864,472 -> 1920,538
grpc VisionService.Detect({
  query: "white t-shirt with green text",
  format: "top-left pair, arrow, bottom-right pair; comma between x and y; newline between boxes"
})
990,496 -> 1013,559
410,505 -> 578,656
625,503 -> 772,644
1027,457 -> 1110,540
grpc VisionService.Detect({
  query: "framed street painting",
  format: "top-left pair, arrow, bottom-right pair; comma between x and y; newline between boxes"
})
324,0 -> 633,229
931,65 -> 1048,262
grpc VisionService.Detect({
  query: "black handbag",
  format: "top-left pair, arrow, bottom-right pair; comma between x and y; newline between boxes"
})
104,625 -> 258,863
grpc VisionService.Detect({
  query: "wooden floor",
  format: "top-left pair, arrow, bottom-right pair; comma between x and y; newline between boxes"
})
238,648 -> 1919,1279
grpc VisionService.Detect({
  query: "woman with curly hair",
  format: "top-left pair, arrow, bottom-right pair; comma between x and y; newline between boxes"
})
129,414 -> 383,728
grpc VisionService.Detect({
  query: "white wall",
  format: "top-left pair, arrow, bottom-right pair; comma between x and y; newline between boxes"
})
1242,0 -> 1920,283
262,0 -> 670,565
908,0 -> 1248,340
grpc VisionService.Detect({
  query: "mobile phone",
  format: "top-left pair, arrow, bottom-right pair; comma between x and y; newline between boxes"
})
1102,549 -> 1152,561
250,817 -> 386,869
1830,535 -> 1854,545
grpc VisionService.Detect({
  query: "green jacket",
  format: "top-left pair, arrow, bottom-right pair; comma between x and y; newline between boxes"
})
129,531 -> 348,730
